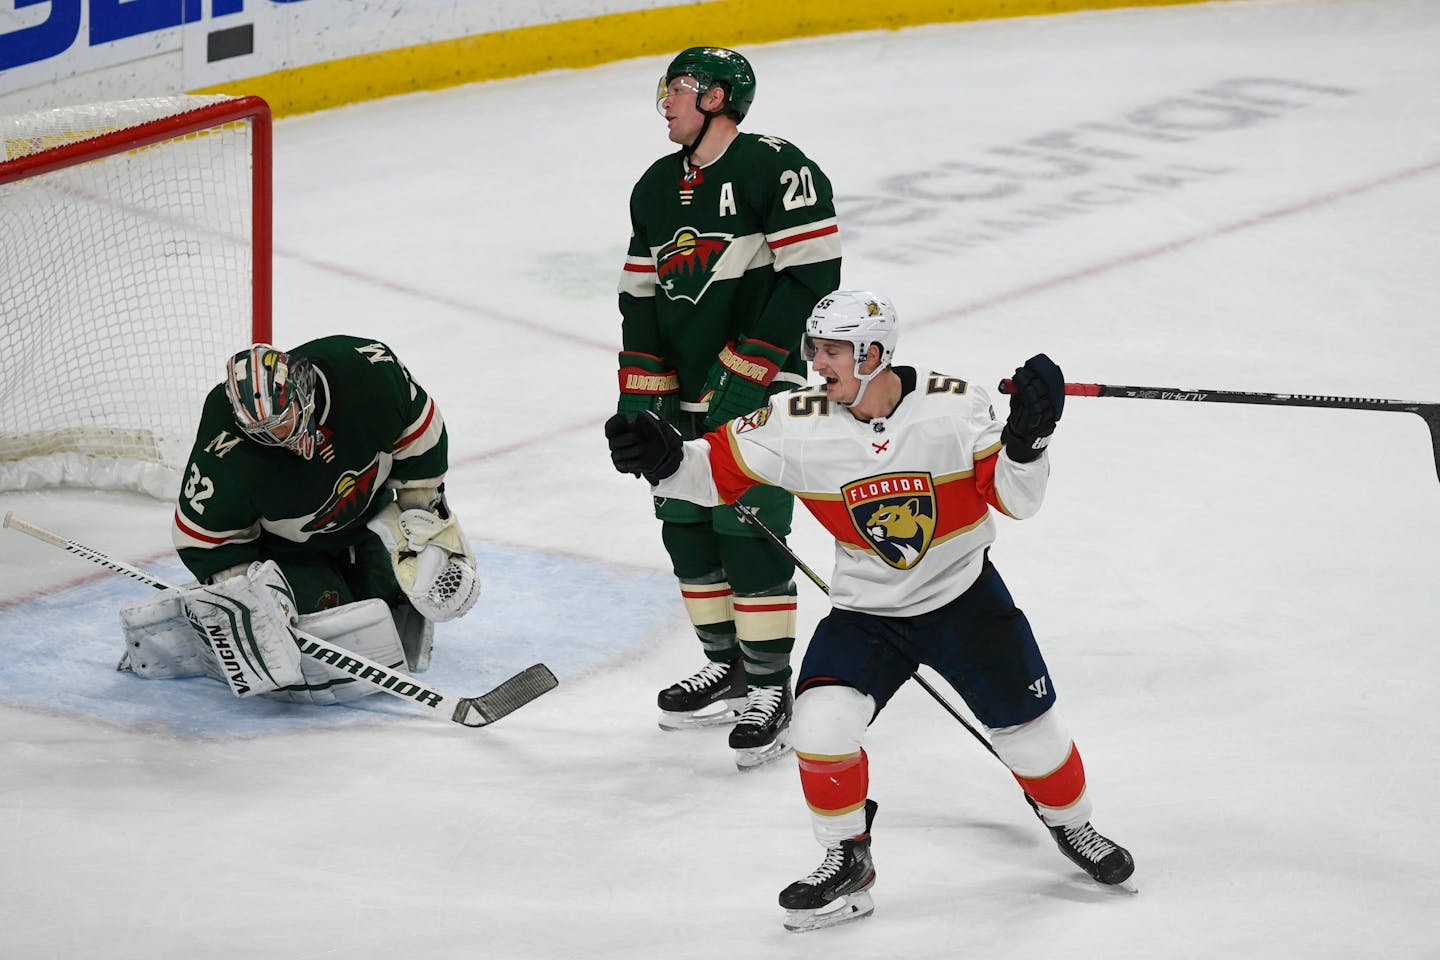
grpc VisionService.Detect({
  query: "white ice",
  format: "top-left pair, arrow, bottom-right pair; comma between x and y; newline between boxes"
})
3,1 -> 1438,957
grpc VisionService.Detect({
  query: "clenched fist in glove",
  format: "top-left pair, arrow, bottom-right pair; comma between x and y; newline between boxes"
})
700,337 -> 789,429
616,350 -> 679,421
605,410 -> 684,484
1002,353 -> 1065,463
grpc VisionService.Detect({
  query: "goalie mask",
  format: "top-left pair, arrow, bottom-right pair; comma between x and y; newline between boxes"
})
225,345 -> 321,460
802,291 -> 900,407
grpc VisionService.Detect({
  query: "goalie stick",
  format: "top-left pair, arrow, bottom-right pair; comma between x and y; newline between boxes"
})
731,502 -> 1041,817
2,512 -> 557,728
998,377 -> 1440,482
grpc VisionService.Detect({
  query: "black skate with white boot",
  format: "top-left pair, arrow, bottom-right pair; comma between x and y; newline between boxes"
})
1049,821 -> 1135,886
728,681 -> 793,770
657,659 -> 746,730
779,799 -> 878,932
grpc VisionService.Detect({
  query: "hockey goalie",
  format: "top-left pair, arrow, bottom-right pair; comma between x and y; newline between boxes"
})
167,336 -> 479,680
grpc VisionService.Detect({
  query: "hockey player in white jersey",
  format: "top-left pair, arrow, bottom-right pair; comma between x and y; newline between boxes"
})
605,290 -> 1134,931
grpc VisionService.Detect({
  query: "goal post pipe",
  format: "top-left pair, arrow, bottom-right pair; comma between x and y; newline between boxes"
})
998,378 -> 1440,482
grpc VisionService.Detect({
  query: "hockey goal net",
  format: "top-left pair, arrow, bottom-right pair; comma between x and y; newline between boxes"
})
0,95 -> 271,500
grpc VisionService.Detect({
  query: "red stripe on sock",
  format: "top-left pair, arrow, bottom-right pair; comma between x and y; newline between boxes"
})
1013,742 -> 1087,809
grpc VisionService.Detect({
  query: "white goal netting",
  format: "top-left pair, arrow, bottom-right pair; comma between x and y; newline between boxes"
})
0,95 -> 270,500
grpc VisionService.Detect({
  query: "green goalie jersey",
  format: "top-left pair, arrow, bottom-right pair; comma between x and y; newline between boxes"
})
618,132 -> 842,402
172,335 -> 448,582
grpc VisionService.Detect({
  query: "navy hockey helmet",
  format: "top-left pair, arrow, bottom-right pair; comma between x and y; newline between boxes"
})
660,46 -> 756,121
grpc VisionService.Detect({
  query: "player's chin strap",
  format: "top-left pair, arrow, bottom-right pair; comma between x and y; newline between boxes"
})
845,363 -> 890,411
680,110 -> 714,165
1,511 -> 555,729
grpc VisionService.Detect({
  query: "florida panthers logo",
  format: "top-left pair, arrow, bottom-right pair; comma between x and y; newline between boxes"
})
303,459 -> 384,534
655,227 -> 732,304
844,473 -> 937,570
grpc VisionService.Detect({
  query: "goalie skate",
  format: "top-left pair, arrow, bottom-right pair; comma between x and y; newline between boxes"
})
656,659 -> 746,730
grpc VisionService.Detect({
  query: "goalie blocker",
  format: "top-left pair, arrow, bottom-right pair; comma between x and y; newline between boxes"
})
121,560 -> 411,705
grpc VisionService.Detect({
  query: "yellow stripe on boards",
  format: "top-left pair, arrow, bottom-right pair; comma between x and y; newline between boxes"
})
191,0 -> 1230,118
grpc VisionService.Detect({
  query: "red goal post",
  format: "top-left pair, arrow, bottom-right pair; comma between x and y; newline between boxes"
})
0,95 -> 272,499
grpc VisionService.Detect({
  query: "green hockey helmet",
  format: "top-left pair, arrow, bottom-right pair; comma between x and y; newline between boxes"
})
224,344 -> 320,459
659,46 -> 756,121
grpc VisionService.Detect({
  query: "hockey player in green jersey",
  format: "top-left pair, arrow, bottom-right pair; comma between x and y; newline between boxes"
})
171,336 -> 479,673
616,46 -> 842,768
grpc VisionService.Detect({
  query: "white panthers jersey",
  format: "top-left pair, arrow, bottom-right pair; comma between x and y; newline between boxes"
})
652,367 -> 1050,617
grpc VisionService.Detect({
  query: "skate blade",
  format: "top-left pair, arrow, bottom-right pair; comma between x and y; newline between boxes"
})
735,734 -> 794,771
657,697 -> 744,731
783,891 -> 875,933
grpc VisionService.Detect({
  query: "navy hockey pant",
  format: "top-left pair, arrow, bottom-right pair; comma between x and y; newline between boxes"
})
796,557 -> 1056,729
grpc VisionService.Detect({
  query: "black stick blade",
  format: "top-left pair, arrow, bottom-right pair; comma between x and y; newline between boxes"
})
452,664 -> 558,727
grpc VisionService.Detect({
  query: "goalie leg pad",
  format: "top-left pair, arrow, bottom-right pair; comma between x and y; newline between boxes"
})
119,588 -> 208,679
184,561 -> 305,698
266,598 -> 408,705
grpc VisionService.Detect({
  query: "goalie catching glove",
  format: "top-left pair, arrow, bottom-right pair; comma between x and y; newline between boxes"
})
367,490 -> 479,622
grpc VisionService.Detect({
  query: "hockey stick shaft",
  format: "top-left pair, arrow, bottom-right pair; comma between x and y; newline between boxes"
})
998,378 -> 1440,481
731,503 -> 1026,781
2,512 -> 555,727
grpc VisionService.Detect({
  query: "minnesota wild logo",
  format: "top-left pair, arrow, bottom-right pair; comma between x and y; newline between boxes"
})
844,472 -> 937,570
303,459 -> 383,533
655,226 -> 732,304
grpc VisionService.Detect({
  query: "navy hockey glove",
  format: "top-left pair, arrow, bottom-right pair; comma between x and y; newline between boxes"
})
1002,353 -> 1065,463
605,410 -> 683,484
701,337 -> 789,429
617,351 -> 679,421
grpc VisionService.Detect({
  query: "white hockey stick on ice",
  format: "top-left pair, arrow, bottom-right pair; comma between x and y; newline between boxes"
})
2,512 -> 557,728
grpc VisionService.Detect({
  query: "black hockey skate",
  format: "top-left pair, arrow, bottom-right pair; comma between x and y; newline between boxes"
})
1049,821 -> 1135,886
656,659 -> 746,731
729,682 -> 793,770
780,799 -> 878,932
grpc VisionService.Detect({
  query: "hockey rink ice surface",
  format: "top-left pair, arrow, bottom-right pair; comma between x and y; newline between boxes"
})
2,1 -> 1437,956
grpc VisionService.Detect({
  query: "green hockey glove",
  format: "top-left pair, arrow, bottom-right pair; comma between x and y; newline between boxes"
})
617,351 -> 679,420
701,338 -> 789,429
